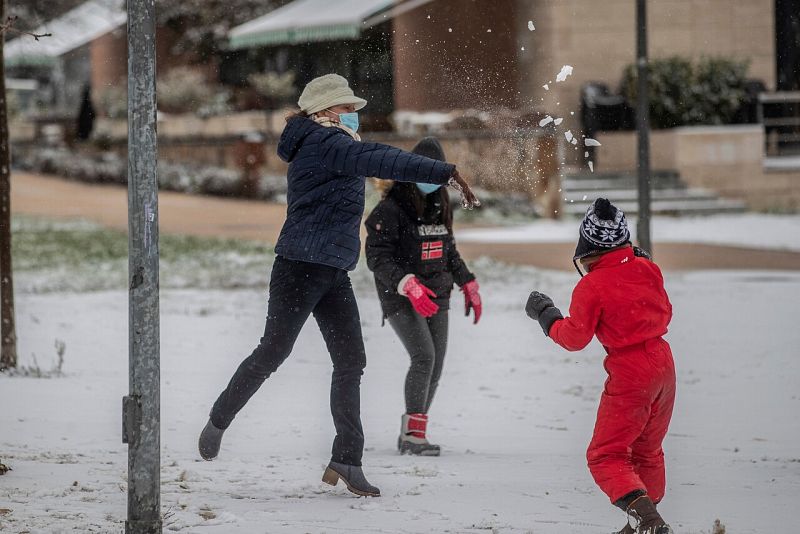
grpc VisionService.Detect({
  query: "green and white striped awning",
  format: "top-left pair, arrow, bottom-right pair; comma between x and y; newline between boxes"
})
229,0 -> 434,49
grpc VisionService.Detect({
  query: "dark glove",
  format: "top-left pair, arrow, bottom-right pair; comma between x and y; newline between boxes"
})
633,246 -> 651,260
526,291 -> 563,336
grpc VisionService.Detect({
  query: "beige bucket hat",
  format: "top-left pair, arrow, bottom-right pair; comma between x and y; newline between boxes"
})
297,73 -> 367,114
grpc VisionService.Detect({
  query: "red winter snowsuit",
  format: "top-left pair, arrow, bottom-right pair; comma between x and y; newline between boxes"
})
548,246 -> 676,504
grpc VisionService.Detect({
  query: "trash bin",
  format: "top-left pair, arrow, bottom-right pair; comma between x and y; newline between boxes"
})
580,82 -> 634,135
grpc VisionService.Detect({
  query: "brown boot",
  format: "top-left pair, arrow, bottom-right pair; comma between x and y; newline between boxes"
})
626,495 -> 673,534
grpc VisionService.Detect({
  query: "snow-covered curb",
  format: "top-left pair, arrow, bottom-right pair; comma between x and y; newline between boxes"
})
457,213 -> 800,252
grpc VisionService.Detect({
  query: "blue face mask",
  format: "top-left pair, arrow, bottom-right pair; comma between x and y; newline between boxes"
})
338,112 -> 359,132
416,183 -> 442,195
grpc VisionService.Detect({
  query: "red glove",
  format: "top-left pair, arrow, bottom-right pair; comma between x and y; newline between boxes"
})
402,276 -> 439,318
461,279 -> 482,324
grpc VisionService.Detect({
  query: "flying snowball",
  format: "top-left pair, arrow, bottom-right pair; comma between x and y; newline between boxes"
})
555,65 -> 573,82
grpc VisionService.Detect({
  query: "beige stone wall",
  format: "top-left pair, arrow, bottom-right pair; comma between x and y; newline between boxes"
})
516,0 -> 776,132
87,112 -> 562,213
592,130 -> 676,172
672,126 -> 800,212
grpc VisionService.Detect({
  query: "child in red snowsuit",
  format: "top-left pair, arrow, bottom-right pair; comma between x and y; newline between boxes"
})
526,198 -> 675,534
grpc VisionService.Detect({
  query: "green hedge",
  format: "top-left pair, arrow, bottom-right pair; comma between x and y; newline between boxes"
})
621,56 -> 749,129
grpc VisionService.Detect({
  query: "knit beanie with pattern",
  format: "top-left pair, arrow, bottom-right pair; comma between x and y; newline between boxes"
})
573,198 -> 631,261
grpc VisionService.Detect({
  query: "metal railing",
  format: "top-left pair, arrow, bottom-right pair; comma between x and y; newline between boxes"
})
758,91 -> 800,156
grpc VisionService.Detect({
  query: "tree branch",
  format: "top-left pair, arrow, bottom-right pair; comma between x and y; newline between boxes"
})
1,15 -> 52,40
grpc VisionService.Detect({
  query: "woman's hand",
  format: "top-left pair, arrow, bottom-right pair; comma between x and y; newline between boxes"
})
448,170 -> 481,210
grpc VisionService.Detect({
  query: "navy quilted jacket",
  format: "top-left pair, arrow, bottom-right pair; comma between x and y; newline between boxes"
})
274,117 -> 456,270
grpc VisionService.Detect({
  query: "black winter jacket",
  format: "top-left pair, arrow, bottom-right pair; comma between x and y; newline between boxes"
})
365,187 -> 475,316
274,117 -> 455,271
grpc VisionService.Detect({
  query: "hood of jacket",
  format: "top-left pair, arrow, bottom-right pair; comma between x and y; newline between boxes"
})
277,116 -> 321,163
411,136 -> 446,161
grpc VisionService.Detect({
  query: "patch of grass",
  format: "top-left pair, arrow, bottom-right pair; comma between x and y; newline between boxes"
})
10,216 -> 275,292
12,218 -> 128,271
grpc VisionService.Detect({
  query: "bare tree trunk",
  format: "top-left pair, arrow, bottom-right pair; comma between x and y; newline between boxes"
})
0,0 -> 19,370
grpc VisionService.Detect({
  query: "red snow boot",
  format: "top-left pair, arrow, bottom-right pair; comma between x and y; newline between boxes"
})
398,413 -> 440,456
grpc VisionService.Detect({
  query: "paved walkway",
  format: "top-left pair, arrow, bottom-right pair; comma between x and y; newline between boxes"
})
11,172 -> 800,271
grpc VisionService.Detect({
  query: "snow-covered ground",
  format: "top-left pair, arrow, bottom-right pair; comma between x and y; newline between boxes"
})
2,257 -> 798,533
458,213 -> 800,252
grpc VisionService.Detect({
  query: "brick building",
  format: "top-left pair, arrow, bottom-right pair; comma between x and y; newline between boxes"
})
229,0 -> 795,125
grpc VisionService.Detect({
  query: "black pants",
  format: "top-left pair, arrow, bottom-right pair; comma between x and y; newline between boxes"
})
387,305 -> 449,414
210,256 -> 367,466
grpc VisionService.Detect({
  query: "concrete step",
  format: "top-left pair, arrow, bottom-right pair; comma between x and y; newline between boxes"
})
563,174 -> 684,191
561,169 -> 747,216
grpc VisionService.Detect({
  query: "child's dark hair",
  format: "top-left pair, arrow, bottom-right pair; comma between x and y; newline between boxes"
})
387,136 -> 453,233
388,182 -> 454,234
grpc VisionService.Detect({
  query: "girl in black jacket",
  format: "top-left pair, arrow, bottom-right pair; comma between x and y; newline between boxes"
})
365,137 -> 482,456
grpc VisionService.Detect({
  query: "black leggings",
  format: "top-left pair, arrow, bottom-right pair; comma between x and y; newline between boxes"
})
210,256 -> 367,466
387,305 -> 449,414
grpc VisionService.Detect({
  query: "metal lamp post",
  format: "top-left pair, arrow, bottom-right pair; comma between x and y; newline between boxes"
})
122,0 -> 161,532
636,0 -> 653,253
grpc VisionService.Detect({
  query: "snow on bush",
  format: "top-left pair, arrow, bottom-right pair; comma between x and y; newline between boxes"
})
13,148 -> 286,201
620,56 -> 748,128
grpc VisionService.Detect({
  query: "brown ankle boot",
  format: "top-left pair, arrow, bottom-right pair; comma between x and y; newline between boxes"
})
626,496 -> 673,534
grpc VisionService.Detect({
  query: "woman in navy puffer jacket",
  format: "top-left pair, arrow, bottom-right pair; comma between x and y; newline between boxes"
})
199,74 -> 479,497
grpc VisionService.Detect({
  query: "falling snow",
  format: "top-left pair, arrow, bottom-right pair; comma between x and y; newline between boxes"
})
528,20 -> 535,31
555,65 -> 573,83
553,118 -> 563,126
539,115 -> 554,127
588,161 -> 595,172
542,84 -> 549,90
564,130 -> 574,143
584,138 -> 602,147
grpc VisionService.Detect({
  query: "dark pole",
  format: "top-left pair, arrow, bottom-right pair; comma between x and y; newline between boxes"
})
123,0 -> 161,532
636,0 -> 653,253
0,0 -> 19,371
